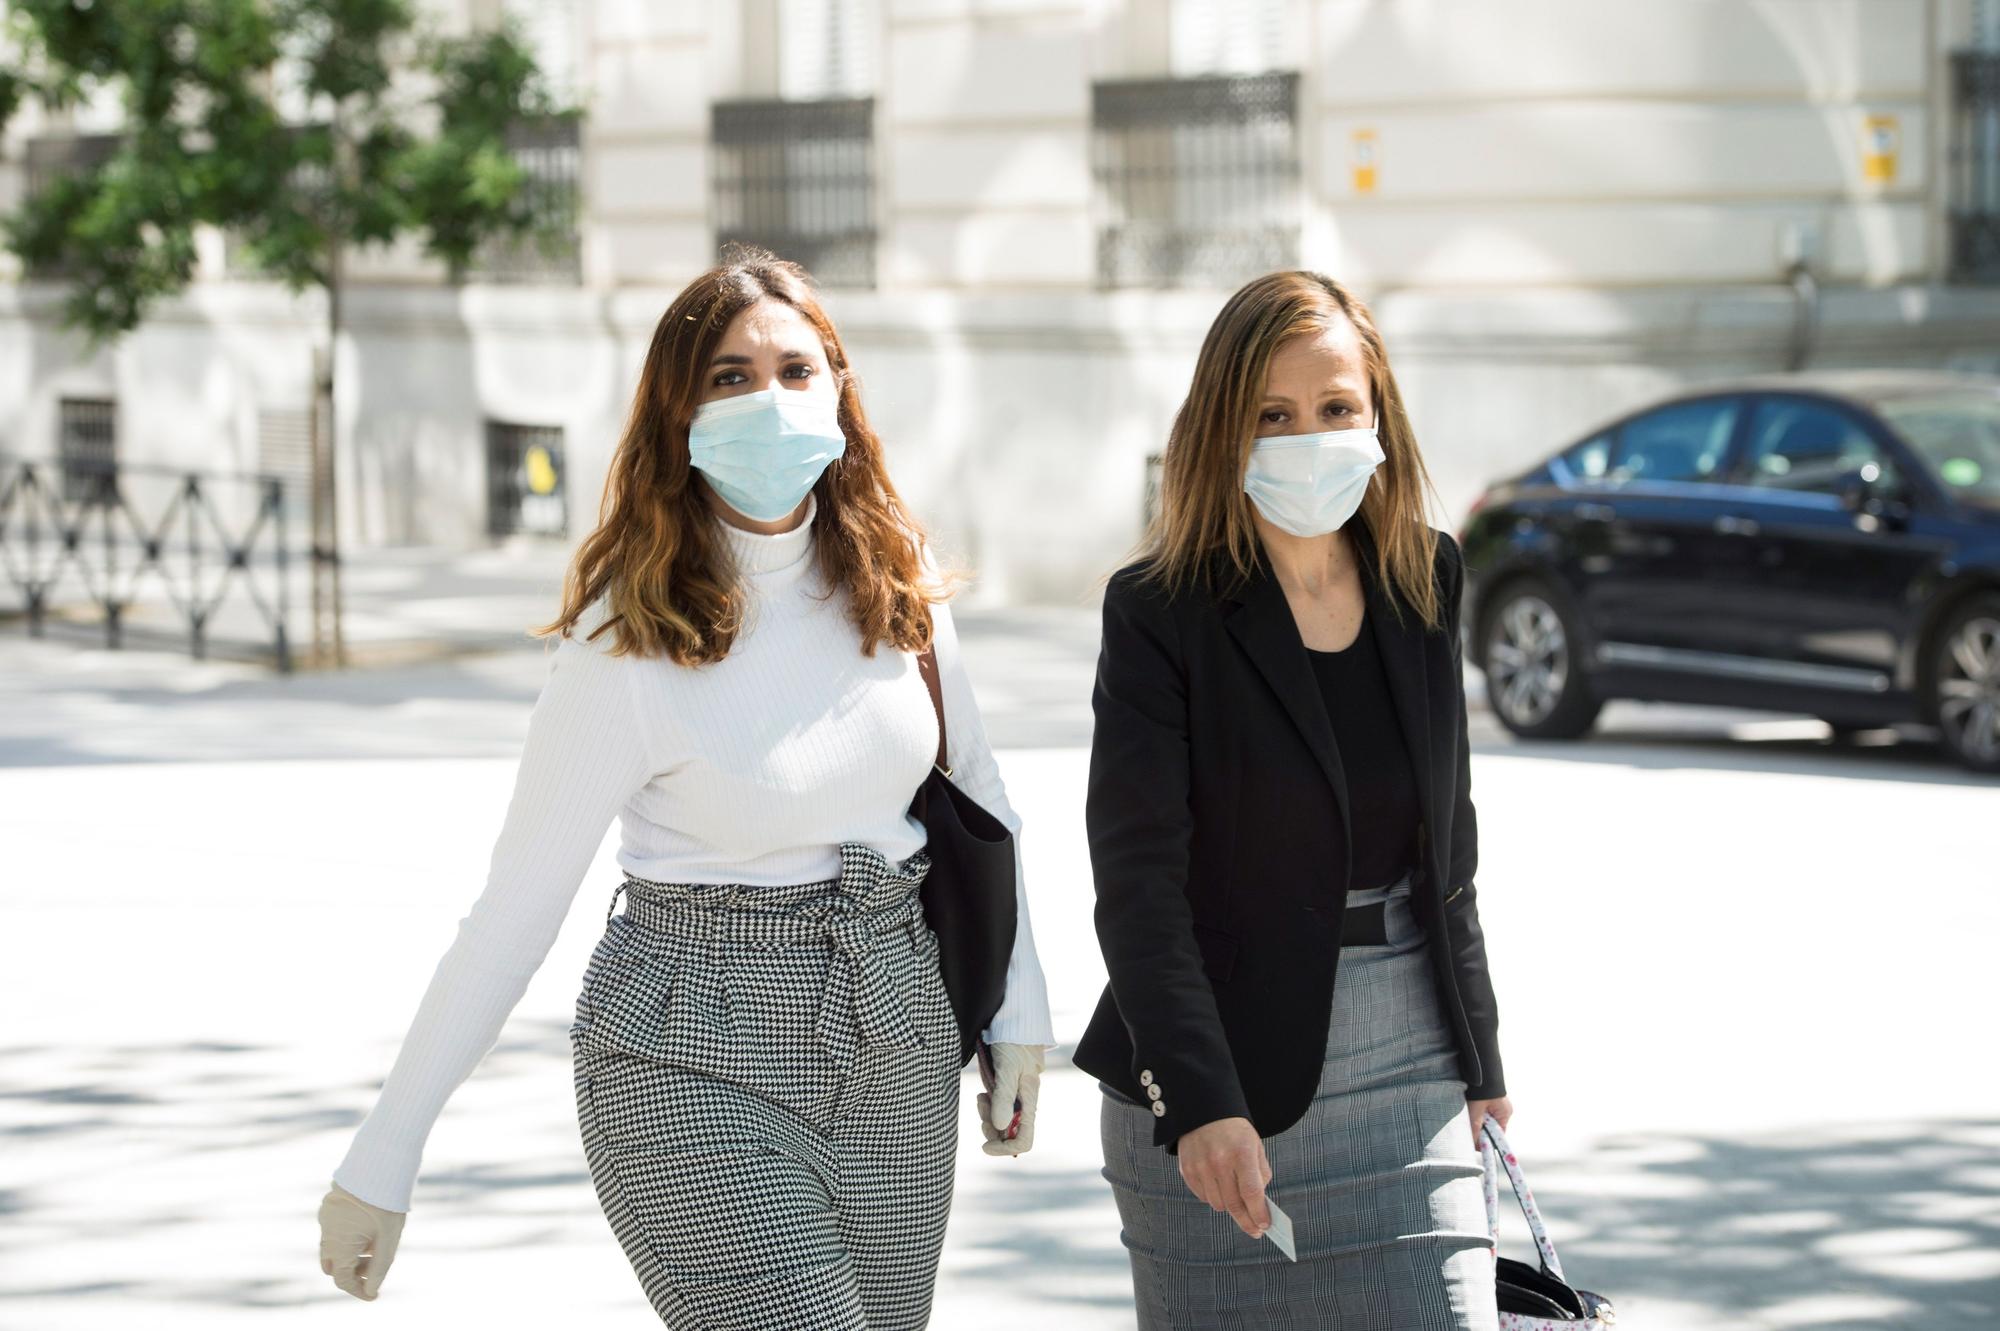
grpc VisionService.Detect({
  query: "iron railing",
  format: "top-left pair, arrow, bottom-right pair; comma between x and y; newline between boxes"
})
1092,71 -> 1301,289
0,455 -> 294,669
712,97 -> 876,288
1950,49 -> 2000,282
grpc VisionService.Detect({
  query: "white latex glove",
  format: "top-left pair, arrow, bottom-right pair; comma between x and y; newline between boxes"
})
977,1041 -> 1045,1157
317,1180 -> 407,1301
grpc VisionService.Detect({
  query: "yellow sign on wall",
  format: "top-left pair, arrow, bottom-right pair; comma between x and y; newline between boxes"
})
1862,114 -> 1899,185
1351,128 -> 1378,195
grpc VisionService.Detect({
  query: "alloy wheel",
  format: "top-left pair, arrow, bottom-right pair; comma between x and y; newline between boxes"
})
1938,614 -> 2000,767
1487,594 -> 1570,729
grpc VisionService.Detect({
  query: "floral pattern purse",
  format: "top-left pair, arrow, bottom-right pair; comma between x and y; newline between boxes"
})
1482,1119 -> 1618,1327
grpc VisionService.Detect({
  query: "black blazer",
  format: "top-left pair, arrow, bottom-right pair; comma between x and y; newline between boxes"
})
1072,520 -> 1505,1153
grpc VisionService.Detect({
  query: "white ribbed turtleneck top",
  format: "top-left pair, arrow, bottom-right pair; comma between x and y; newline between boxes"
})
331,495 -> 1054,1212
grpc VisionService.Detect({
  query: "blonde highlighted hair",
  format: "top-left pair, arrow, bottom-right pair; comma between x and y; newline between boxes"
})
1137,269 -> 1443,627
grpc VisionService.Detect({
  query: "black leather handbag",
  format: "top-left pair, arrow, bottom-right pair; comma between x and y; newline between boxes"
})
908,642 -> 1018,1067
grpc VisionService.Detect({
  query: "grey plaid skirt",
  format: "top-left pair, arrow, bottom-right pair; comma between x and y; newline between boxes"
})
569,844 -> 962,1330
1100,880 -> 1499,1330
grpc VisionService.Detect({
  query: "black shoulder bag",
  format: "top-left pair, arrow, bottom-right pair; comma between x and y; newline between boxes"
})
909,642 -> 1019,1067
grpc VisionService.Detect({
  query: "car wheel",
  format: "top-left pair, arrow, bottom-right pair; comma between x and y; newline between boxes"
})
1933,594 -> 2000,775
1482,579 -> 1602,740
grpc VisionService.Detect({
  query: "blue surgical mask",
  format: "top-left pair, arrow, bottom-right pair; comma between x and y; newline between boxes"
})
1242,426 -> 1384,537
687,387 -> 847,522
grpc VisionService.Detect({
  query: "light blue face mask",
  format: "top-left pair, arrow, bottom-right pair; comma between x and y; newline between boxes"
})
1242,426 -> 1385,537
687,386 -> 847,522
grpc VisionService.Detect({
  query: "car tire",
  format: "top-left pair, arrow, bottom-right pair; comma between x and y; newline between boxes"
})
1930,593 -> 2000,775
1480,577 -> 1602,741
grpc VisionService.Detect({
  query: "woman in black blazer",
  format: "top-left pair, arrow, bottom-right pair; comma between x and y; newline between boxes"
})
1075,270 -> 1511,1329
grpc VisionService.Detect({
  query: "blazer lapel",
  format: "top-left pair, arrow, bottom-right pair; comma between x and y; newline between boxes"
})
1357,523 -> 1439,885
1221,553 -> 1353,864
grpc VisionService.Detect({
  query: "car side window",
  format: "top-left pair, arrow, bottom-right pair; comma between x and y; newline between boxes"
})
1556,432 -> 1612,482
1608,398 -> 1740,486
1737,398 -> 1900,494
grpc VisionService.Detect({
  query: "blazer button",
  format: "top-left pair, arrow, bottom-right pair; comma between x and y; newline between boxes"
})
1146,1084 -> 1162,1101
1151,1101 -> 1167,1117
1139,1070 -> 1154,1087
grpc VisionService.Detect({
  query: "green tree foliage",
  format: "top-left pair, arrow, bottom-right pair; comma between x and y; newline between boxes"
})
0,0 -> 575,341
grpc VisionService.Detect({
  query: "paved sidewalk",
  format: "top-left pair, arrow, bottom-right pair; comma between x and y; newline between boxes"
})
3,575 -> 1996,1329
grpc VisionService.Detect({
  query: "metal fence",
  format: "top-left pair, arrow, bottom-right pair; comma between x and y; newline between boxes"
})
1950,49 -> 2000,282
1092,71 -> 1301,289
471,115 -> 585,283
712,97 -> 876,288
0,454 -> 294,669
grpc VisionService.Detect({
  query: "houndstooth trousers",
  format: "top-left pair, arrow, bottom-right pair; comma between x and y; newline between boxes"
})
1100,879 -> 1500,1330
569,843 -> 962,1329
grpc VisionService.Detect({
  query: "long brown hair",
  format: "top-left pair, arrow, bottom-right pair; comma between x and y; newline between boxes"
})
533,246 -> 950,663
1137,270 -> 1443,627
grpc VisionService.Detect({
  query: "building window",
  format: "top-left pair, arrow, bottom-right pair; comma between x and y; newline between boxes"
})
21,134 -> 124,280
486,420 -> 567,538
1168,0 -> 1289,78
470,115 -> 585,284
778,0 -> 876,101
257,407 -> 316,521
1091,71 -> 1301,289
712,97 -> 876,288
1949,47 -> 2000,282
58,398 -> 117,506
221,125 -> 333,280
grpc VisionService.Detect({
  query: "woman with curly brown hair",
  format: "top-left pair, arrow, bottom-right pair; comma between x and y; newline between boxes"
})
315,247 -> 1054,1329
1076,269 -> 1512,1329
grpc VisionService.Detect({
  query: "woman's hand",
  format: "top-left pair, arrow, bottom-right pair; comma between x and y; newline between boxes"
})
317,1181 -> 406,1301
1468,1095 -> 1513,1149
977,1042 -> 1044,1156
1176,1116 -> 1273,1239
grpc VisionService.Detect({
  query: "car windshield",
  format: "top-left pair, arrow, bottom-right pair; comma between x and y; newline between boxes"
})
1877,390 -> 2000,508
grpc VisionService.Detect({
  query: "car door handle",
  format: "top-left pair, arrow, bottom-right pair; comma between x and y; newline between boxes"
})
1575,503 -> 1615,523
1713,515 -> 1760,537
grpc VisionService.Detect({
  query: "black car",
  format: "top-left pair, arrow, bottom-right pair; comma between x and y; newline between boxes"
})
1458,370 -> 2000,774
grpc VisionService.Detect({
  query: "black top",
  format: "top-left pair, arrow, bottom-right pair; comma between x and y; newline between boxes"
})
1305,614 -> 1421,891
1073,523 -> 1504,1156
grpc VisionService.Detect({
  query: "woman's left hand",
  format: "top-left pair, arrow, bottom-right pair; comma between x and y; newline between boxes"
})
1467,1096 -> 1512,1149
977,1042 -> 1044,1157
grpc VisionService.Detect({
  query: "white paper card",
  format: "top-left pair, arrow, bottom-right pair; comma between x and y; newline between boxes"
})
1263,1198 -> 1297,1262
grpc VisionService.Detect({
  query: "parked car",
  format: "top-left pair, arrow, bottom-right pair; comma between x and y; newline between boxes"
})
1458,370 -> 2000,774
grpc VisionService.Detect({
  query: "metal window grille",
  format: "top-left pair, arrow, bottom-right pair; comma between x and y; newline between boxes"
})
1950,49 -> 2000,282
1092,72 -> 1301,289
471,115 -> 585,283
712,98 -> 876,289
486,420 -> 567,538
57,398 -> 117,506
22,134 -> 124,280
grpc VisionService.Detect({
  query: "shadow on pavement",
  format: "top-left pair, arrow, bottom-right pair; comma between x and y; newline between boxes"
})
1516,1120 -> 2000,1328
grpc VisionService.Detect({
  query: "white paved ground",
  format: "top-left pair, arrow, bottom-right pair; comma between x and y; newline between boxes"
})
2,615 -> 1995,1330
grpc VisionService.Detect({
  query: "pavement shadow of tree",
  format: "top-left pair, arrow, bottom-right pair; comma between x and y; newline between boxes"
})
1502,1120 -> 2000,1327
